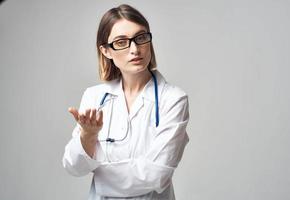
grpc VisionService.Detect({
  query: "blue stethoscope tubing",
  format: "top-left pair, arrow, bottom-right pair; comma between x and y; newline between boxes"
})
150,70 -> 159,127
99,70 -> 159,142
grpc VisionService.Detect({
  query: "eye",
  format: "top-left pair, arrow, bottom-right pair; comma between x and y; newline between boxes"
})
136,34 -> 147,42
135,33 -> 151,44
113,39 -> 128,47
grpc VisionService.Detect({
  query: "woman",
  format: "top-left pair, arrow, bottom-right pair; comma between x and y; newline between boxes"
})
63,4 -> 189,200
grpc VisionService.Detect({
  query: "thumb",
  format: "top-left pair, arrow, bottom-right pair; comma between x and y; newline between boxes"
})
68,107 -> 79,122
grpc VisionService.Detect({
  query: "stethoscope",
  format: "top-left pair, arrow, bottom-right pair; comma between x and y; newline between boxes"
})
98,70 -> 159,143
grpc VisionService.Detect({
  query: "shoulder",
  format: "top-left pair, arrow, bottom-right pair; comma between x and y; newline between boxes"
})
155,70 -> 187,100
156,75 -> 189,124
162,83 -> 187,100
160,83 -> 188,111
85,84 -> 106,96
81,79 -> 120,104
156,72 -> 188,112
84,78 -> 119,96
158,71 -> 188,103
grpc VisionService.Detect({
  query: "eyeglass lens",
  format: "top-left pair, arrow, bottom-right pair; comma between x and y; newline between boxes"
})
112,33 -> 151,50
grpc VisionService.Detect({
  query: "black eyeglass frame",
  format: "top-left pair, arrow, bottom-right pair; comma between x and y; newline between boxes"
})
104,32 -> 152,51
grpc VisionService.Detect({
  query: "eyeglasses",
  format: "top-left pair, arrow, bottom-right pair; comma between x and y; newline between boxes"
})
105,32 -> 152,51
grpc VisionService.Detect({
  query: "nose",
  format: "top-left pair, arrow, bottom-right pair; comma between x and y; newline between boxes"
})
129,40 -> 140,55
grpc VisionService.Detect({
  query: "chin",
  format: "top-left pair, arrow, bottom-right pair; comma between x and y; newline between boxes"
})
120,61 -> 150,75
129,64 -> 149,73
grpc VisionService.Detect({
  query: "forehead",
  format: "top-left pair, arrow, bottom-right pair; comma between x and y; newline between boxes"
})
108,19 -> 147,41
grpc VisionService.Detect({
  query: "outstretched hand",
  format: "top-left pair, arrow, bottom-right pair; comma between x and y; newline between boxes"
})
68,107 -> 103,137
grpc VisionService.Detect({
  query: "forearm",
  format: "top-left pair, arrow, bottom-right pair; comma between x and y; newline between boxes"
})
92,158 -> 174,197
62,126 -> 101,177
80,130 -> 98,158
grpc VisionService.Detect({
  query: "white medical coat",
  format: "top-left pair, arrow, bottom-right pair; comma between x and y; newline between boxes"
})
63,71 -> 189,199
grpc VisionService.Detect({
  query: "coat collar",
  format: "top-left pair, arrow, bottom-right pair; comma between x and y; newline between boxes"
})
103,70 -> 167,102
141,70 -> 166,102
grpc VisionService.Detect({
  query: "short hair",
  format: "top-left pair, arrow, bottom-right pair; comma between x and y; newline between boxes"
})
96,4 -> 157,81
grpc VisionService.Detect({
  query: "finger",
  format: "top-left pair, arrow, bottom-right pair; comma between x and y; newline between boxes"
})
90,108 -> 97,123
68,107 -> 79,121
85,109 -> 91,123
79,113 -> 86,124
96,110 -> 103,126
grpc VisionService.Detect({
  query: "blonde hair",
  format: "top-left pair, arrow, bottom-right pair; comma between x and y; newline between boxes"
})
96,4 -> 157,81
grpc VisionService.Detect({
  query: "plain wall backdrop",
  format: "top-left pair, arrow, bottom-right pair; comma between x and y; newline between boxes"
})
1,0 -> 290,199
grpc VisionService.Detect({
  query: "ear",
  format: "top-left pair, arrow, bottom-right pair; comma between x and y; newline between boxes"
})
99,45 -> 113,59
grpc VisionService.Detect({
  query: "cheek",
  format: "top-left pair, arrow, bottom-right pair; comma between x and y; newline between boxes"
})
143,46 -> 152,63
111,53 -> 127,68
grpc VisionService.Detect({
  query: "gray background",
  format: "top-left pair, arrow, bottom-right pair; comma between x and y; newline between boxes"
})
0,0 -> 289,199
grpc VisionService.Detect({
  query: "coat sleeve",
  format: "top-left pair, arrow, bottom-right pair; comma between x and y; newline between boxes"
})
62,88 -> 104,176
92,91 -> 189,197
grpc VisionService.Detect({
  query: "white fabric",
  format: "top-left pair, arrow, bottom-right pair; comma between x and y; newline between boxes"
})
62,71 -> 189,199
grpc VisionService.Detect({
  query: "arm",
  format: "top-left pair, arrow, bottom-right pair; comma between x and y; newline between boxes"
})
68,108 -> 103,158
93,94 -> 189,197
62,89 -> 105,176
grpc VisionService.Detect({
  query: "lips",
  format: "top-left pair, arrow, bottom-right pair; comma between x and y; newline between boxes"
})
130,57 -> 143,62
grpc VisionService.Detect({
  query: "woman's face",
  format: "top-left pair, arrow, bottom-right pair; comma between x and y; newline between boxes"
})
101,19 -> 151,76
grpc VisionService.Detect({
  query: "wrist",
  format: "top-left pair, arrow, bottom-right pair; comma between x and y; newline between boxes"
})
80,130 -> 98,143
79,130 -> 98,159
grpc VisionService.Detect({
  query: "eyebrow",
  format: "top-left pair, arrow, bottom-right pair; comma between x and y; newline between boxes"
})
112,30 -> 147,41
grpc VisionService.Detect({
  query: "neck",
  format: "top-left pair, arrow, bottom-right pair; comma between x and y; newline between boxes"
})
121,69 -> 152,96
